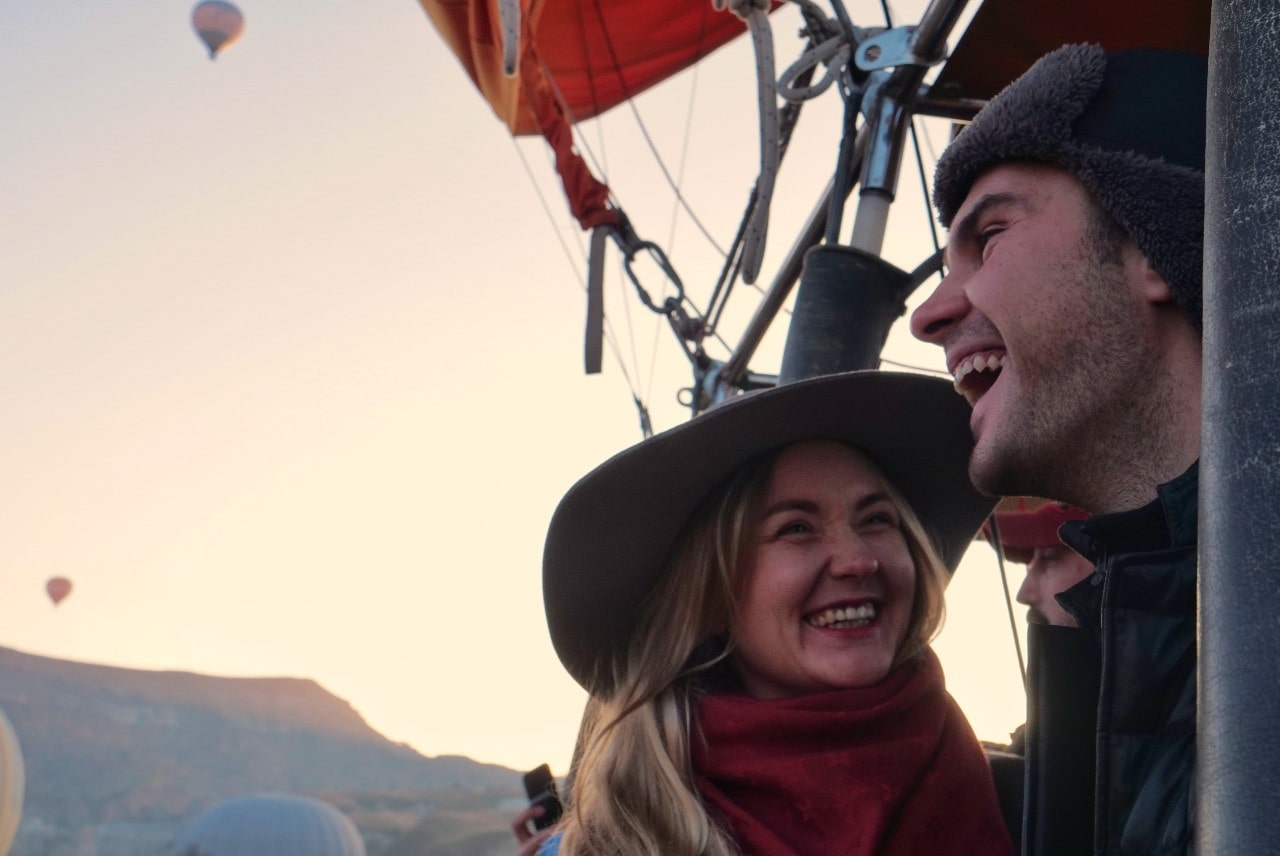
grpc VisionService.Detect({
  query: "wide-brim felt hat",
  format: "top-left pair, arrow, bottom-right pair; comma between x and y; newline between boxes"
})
543,370 -> 994,692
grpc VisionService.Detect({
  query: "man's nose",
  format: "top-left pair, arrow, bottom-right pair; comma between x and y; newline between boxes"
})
909,269 -> 969,345
1015,574 -> 1036,607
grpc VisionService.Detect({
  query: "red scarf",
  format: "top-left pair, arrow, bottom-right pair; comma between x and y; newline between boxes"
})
693,650 -> 1014,856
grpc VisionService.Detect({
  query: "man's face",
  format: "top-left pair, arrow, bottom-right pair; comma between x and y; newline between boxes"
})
909,163 -> 1155,502
1016,546 -> 1095,626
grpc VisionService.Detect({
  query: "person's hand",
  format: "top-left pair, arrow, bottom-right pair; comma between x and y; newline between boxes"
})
511,803 -> 555,856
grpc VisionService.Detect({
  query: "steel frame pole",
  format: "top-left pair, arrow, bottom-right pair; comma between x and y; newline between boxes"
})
1198,1 -> 1280,851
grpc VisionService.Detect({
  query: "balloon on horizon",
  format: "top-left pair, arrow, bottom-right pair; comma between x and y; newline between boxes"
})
192,0 -> 245,60
0,707 -> 23,855
45,577 -> 72,607
168,793 -> 366,856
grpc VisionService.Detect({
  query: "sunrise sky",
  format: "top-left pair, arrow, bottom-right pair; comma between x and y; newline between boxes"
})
2,0 -> 1026,775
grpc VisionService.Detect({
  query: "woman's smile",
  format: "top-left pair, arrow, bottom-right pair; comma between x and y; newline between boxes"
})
805,600 -> 878,629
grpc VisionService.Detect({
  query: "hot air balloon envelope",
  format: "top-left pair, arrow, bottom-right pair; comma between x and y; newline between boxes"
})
45,577 -> 72,606
168,793 -> 366,856
0,707 -> 23,855
192,0 -> 245,60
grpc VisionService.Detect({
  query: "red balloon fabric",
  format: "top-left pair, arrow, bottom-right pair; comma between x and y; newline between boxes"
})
416,0 -> 779,230
45,577 -> 72,606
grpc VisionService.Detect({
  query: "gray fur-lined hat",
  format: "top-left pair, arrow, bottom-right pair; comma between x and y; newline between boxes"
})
933,43 -> 1207,326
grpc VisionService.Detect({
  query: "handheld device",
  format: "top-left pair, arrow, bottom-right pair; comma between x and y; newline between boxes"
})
522,763 -> 564,830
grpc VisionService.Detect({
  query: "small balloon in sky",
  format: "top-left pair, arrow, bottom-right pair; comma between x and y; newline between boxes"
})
45,577 -> 72,606
192,1 -> 245,60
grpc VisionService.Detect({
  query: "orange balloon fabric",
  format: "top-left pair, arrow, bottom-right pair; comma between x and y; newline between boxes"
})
417,0 -> 777,229
419,0 -> 763,136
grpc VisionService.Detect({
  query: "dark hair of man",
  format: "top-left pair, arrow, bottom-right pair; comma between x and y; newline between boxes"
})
1082,191 -> 1128,268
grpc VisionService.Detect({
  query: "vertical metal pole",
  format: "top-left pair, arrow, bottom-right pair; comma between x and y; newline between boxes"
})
1198,2 -> 1280,852
845,0 -> 971,255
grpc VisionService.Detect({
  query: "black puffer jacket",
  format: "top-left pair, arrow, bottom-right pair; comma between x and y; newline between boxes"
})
1023,463 -> 1198,856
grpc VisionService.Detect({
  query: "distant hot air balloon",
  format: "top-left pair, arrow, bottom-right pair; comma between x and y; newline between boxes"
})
192,0 -> 245,60
168,793 -> 366,856
0,707 -> 24,856
45,577 -> 72,606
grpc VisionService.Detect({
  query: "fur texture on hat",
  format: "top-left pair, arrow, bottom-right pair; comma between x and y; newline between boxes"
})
933,43 -> 1207,325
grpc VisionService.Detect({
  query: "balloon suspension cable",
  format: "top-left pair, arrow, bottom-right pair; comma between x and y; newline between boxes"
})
986,515 -> 1029,693
704,43 -> 822,339
826,0 -> 864,47
569,11 -> 729,259
909,118 -> 943,277
875,254 -> 949,376
878,0 -> 895,27
665,60 -> 704,254
878,357 -> 948,375
511,138 -> 647,403
824,80 -> 864,244
633,394 -> 654,439
703,205 -> 752,340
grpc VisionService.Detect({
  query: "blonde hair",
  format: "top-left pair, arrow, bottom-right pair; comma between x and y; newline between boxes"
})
558,443 -> 950,856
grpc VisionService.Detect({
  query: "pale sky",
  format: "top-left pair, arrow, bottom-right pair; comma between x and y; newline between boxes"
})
2,0 -> 1027,776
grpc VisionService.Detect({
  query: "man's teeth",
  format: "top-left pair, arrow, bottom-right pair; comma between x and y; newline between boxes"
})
953,353 -> 1006,390
808,603 -> 877,629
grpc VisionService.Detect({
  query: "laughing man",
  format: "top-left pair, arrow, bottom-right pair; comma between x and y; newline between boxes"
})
909,45 -> 1206,856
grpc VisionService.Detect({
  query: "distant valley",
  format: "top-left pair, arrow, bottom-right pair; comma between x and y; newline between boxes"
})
0,646 -> 525,855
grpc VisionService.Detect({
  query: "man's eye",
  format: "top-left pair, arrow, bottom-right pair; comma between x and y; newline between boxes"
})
976,226 -> 1003,257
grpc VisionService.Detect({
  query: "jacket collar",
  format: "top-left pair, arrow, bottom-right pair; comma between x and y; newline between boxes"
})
1059,461 -> 1199,563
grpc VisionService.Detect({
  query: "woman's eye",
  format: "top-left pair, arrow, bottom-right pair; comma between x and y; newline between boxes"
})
862,510 -> 899,529
774,520 -> 811,537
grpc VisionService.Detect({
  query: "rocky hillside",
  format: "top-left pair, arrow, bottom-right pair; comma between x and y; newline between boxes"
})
0,646 -> 524,855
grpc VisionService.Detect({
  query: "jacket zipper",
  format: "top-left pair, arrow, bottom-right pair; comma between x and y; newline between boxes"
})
1094,551 -> 1116,855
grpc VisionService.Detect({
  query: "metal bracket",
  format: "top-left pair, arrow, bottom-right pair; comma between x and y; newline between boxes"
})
853,26 -> 944,72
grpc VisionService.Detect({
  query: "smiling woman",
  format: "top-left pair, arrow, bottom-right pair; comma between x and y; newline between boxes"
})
515,370 -> 1014,856
733,441 -> 936,699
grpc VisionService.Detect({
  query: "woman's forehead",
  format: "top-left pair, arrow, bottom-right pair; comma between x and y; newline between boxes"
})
765,440 -> 891,498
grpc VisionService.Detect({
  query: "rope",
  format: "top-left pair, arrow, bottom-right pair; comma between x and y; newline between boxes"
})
703,31 -> 822,335
714,0 -> 779,285
778,34 -> 850,103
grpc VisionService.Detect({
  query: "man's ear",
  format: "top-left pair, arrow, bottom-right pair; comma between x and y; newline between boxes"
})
1125,244 -> 1174,305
